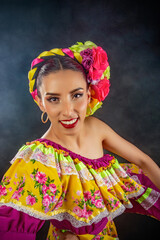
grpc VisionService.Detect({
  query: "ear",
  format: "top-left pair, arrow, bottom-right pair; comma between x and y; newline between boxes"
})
87,86 -> 91,104
35,95 -> 45,112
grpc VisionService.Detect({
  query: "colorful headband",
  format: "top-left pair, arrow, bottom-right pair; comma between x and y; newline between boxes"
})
28,41 -> 110,116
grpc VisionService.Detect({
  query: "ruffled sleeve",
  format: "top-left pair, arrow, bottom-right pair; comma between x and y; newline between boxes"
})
0,141 -> 65,239
0,141 -> 63,219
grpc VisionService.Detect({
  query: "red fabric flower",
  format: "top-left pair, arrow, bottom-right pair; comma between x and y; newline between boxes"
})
91,77 -> 110,101
89,47 -> 109,81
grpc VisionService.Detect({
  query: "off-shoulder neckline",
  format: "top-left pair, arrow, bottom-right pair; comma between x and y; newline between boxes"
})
33,138 -> 112,162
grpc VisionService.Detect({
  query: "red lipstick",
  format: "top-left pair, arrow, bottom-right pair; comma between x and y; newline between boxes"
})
60,118 -> 79,129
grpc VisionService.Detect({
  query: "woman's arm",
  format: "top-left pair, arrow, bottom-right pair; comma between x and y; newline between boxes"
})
95,118 -> 160,190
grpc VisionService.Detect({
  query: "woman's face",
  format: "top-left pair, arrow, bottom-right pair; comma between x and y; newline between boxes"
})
36,69 -> 91,135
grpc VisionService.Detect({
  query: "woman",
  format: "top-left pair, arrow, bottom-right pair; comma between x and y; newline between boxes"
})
0,41 -> 160,240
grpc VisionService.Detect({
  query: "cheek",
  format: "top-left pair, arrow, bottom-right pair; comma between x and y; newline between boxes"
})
76,98 -> 88,112
44,103 -> 57,117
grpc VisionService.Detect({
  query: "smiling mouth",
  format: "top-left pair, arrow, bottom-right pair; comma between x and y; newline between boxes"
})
60,118 -> 77,125
60,118 -> 79,128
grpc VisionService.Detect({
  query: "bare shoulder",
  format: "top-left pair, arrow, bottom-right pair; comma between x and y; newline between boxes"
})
85,116 -> 111,140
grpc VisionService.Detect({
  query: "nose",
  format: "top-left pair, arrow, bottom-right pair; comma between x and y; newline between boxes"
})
61,100 -> 74,118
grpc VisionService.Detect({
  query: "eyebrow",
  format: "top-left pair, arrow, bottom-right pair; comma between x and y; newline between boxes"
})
45,87 -> 84,96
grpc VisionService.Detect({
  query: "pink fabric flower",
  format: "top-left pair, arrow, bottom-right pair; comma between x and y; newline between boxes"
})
30,174 -> 34,179
80,209 -> 88,218
80,48 -> 93,70
91,196 -> 96,204
73,206 -> 83,217
91,77 -> 110,101
89,47 -> 109,80
42,185 -> 49,194
0,185 -> 7,197
94,190 -> 101,197
84,191 -> 92,200
26,195 -> 36,205
93,236 -> 101,240
11,191 -> 21,200
94,199 -> 104,208
55,200 -> 63,209
35,171 -> 47,184
18,187 -> 23,193
42,194 -> 52,208
49,184 -> 57,194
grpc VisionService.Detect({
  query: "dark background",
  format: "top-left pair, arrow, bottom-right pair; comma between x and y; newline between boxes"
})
0,0 -> 159,239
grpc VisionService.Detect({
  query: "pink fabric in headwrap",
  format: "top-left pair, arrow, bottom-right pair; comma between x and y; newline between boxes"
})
31,58 -> 44,68
62,48 -> 74,59
31,89 -> 38,100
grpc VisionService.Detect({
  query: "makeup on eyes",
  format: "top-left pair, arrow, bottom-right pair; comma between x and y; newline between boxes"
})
45,88 -> 84,102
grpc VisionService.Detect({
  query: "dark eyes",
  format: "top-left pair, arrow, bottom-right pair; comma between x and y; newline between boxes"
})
47,97 -> 59,102
73,93 -> 83,98
47,93 -> 83,102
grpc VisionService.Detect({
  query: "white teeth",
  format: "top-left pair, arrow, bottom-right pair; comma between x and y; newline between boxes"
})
61,118 -> 77,125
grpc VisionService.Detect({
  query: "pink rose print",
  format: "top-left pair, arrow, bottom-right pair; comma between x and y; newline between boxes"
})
30,174 -> 34,179
80,209 -> 87,218
49,184 -> 57,194
26,195 -> 36,206
73,206 -> 83,217
11,191 -> 21,200
92,236 -> 101,240
84,191 -> 91,200
55,200 -> 63,210
91,196 -> 96,204
0,185 -> 7,197
42,185 -> 49,194
42,194 -> 52,208
35,171 -> 47,184
18,187 -> 23,193
87,210 -> 93,216
95,199 -> 104,208
94,190 -> 101,197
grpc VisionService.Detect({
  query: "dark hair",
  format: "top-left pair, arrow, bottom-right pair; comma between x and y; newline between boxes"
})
37,55 -> 88,98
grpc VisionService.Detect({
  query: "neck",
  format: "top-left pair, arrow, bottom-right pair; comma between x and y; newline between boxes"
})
42,123 -> 86,150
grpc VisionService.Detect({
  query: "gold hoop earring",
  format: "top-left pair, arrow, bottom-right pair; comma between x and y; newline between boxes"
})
41,112 -> 49,124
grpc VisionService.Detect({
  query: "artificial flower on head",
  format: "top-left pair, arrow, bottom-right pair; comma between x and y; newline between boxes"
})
28,41 -> 111,116
91,77 -> 110,102
89,46 -> 109,81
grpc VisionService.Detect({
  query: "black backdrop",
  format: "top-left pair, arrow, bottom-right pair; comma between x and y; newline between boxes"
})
0,0 -> 159,239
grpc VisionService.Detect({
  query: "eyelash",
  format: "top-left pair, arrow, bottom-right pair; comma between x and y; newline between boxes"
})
73,93 -> 83,99
47,93 -> 83,103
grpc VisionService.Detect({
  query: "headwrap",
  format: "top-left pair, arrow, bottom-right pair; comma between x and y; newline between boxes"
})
28,41 -> 110,116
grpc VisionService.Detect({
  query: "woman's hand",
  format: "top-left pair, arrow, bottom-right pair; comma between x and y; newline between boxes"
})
57,229 -> 79,240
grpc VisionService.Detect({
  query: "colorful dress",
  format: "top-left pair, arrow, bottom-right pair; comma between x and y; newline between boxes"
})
0,138 -> 160,240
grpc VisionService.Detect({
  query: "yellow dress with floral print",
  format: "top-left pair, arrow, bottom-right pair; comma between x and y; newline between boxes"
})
0,139 -> 160,240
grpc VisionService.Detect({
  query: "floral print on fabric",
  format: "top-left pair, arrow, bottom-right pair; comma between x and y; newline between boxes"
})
73,189 -> 105,219
46,219 -> 118,240
30,167 -> 60,211
1,139 -> 159,238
